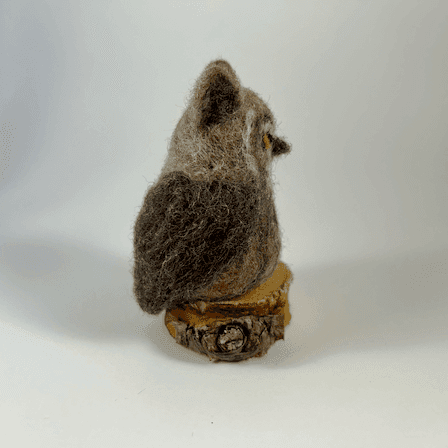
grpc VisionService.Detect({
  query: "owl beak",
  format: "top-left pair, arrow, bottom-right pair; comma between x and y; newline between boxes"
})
272,137 -> 291,156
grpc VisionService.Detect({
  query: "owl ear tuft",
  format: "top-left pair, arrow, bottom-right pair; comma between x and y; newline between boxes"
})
198,69 -> 240,129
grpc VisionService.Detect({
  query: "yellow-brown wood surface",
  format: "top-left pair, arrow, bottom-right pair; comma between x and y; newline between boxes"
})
165,261 -> 292,340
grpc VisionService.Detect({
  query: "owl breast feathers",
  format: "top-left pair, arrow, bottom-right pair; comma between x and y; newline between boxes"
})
133,59 -> 291,315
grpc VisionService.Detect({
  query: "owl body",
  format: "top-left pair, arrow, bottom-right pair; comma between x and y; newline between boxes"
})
133,59 -> 291,315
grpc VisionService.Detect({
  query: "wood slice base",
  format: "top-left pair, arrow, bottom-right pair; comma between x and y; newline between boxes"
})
165,261 -> 293,362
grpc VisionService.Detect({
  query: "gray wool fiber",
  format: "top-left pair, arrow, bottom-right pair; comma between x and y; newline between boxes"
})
133,59 -> 291,315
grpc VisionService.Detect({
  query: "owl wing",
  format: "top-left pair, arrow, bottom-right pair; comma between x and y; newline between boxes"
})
133,171 -> 259,315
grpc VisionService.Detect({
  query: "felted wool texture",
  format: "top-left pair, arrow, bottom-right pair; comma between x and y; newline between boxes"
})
133,59 -> 292,315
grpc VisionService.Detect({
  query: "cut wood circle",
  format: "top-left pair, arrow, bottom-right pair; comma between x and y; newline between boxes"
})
216,324 -> 246,352
165,261 -> 293,362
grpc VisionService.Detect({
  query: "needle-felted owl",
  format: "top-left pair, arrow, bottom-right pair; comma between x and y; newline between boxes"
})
133,59 -> 291,316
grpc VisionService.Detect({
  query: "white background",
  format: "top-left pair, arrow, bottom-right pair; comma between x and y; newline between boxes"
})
1,1 -> 447,446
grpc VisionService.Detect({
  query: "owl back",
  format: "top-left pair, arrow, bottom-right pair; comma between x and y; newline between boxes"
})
133,59 -> 291,315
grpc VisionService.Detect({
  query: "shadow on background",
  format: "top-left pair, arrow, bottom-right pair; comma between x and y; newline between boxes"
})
1,234 -> 447,367
0,234 -> 146,340
0,233 -> 209,364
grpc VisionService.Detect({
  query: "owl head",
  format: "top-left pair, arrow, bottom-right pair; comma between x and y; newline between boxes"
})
160,59 -> 291,186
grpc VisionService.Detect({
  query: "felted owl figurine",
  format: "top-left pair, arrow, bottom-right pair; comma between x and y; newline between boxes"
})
133,59 -> 291,317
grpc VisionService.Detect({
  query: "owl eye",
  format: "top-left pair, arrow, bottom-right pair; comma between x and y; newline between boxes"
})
263,133 -> 272,150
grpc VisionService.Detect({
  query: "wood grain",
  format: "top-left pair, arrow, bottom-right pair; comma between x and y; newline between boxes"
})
165,261 -> 293,362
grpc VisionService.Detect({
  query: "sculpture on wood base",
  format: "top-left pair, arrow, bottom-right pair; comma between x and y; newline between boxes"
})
132,59 -> 293,362
165,261 -> 293,362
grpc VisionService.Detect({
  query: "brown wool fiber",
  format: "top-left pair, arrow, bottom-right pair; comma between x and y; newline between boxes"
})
133,59 -> 292,315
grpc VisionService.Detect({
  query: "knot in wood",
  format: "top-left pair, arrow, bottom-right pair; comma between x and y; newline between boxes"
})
216,323 -> 247,352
